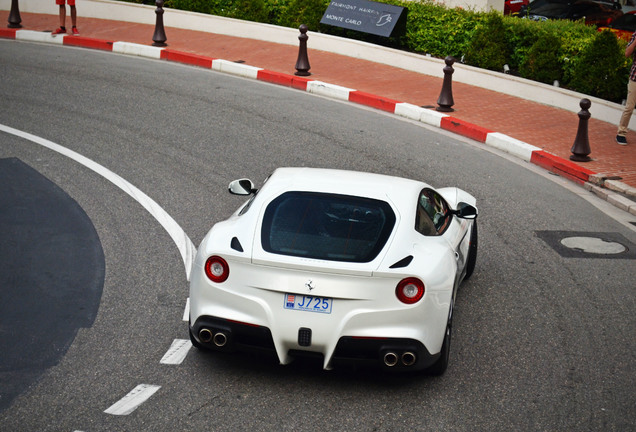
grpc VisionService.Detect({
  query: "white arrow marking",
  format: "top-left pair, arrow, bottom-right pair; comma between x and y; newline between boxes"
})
0,123 -> 196,280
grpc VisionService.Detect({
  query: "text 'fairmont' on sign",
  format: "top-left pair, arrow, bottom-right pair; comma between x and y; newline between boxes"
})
320,0 -> 407,38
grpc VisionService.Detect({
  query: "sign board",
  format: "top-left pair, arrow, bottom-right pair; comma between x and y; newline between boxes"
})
320,0 -> 407,38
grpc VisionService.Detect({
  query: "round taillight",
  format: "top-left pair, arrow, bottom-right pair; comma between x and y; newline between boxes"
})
204,256 -> 229,283
395,278 -> 425,304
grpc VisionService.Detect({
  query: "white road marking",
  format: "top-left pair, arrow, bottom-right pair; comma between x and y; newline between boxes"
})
0,123 -> 197,280
160,339 -> 192,365
104,384 -> 161,416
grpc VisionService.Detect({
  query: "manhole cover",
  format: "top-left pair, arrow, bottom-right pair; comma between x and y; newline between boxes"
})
560,237 -> 627,254
536,231 -> 636,259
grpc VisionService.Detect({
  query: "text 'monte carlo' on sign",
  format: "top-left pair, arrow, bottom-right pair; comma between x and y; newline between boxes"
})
320,0 -> 407,38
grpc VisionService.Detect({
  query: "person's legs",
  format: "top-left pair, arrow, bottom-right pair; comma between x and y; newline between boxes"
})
54,0 -> 67,34
67,0 -> 77,28
618,79 -> 636,139
70,5 -> 77,28
58,4 -> 66,28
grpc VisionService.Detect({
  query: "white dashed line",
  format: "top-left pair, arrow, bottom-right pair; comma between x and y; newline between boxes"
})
160,339 -> 192,365
104,384 -> 161,416
0,123 -> 197,280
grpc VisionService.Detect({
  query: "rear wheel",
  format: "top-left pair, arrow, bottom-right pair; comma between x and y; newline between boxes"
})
463,221 -> 478,280
427,305 -> 453,376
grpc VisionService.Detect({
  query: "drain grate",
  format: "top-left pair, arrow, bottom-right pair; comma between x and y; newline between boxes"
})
536,231 -> 636,259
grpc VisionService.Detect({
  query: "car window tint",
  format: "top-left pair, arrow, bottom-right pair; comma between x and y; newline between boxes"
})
261,192 -> 396,262
620,13 -> 636,27
415,188 -> 451,236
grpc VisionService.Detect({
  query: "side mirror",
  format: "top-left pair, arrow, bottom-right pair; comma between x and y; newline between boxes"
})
453,202 -> 478,219
228,178 -> 256,195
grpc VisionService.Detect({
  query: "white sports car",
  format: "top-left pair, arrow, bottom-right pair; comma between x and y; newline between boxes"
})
189,168 -> 477,374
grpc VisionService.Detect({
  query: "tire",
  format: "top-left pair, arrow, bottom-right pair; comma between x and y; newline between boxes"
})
427,306 -> 452,376
463,220 -> 478,280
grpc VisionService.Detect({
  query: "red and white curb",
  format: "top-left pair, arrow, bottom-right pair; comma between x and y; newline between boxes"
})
2,28 -> 635,215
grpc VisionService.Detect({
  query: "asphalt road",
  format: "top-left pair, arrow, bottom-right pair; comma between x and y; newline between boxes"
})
1,39 -> 635,431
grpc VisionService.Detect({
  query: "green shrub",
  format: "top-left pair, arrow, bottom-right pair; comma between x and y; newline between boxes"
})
568,30 -> 630,102
165,0 -> 268,20
464,12 -> 509,71
553,19 -> 599,87
118,0 -> 631,102
163,0 -> 214,14
401,1 -> 477,58
264,0 -> 290,24
502,16 -> 541,71
227,0 -> 269,22
519,31 -> 562,84
277,0 -> 330,30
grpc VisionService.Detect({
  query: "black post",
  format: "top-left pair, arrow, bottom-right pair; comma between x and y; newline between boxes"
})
295,24 -> 311,77
436,56 -> 455,112
8,0 -> 22,29
570,98 -> 592,162
152,0 -> 167,47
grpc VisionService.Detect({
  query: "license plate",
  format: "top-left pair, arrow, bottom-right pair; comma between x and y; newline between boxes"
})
284,294 -> 332,314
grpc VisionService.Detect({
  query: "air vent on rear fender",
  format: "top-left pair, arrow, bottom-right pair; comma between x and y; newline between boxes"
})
231,237 -> 244,252
389,255 -> 413,269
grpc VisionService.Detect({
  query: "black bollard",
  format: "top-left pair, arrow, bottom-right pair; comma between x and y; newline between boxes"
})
295,24 -> 311,77
152,0 -> 168,47
570,98 -> 592,162
8,0 -> 22,29
436,56 -> 455,112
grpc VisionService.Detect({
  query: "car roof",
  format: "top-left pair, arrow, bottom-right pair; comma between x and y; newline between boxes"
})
261,167 -> 428,206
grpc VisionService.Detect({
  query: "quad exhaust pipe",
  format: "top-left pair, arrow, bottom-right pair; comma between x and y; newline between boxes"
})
383,351 -> 417,367
402,351 -> 416,366
213,332 -> 228,347
198,328 -> 228,347
384,352 -> 399,367
199,328 -> 213,343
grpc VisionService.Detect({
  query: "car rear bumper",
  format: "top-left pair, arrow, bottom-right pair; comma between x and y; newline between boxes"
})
191,316 -> 439,371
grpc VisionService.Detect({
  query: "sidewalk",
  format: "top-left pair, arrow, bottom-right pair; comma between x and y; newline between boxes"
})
1,10 -> 635,215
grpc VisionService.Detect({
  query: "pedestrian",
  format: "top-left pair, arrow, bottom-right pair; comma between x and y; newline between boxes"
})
616,30 -> 636,146
53,0 -> 79,36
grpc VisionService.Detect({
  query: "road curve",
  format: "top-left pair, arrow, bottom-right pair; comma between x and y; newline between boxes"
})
0,40 -> 634,432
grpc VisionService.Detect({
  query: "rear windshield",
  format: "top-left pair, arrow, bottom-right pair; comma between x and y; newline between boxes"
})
261,192 -> 396,262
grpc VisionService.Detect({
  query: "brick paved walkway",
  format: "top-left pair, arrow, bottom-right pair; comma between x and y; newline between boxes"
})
2,11 -> 635,190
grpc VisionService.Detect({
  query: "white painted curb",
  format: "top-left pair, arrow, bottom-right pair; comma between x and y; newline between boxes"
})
421,107 -> 450,128
394,103 -> 426,122
112,41 -> 163,59
307,81 -> 355,101
485,132 -> 541,162
15,29 -> 64,44
1,0 -> 630,128
211,59 -> 262,79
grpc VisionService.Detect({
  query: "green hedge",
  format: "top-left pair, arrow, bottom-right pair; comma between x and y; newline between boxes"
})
126,0 -> 631,102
